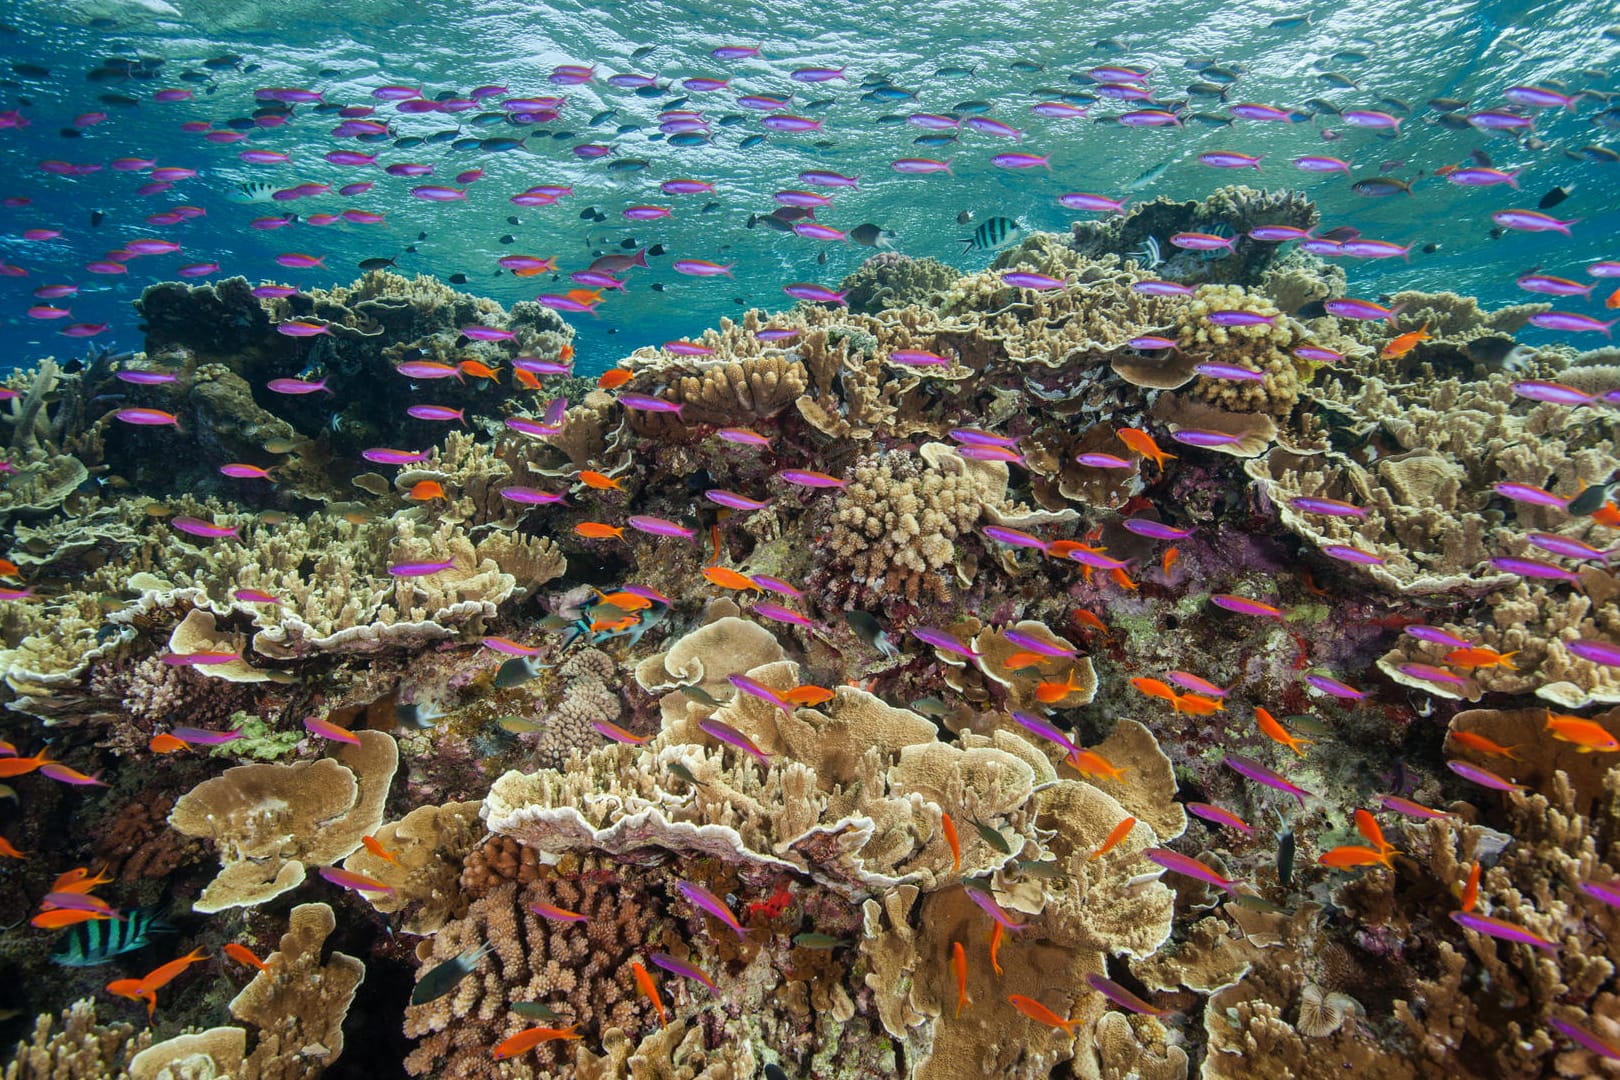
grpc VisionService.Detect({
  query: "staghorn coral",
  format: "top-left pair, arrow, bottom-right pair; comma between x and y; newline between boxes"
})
168,730 -> 398,912
1,999 -> 150,1080
818,444 -> 998,606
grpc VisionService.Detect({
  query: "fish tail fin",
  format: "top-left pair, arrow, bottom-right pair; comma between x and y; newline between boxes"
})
958,237 -> 977,253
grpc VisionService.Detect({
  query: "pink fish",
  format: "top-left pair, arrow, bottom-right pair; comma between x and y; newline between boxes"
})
1223,754 -> 1315,806
1186,802 -> 1253,835
1449,911 -> 1558,952
318,866 -> 394,894
1446,760 -> 1526,792
724,674 -> 791,713
616,393 -> 683,416
528,900 -> 588,922
170,726 -> 243,745
677,880 -> 747,938
266,377 -> 330,394
362,448 -> 431,466
482,637 -> 543,657
39,763 -> 106,787
461,326 -> 515,341
171,517 -> 240,539
232,589 -> 280,604
626,514 -> 696,540
751,602 -> 823,630
115,408 -> 181,427
304,716 -> 361,745
650,951 -> 717,993
962,880 -> 1027,929
387,558 -> 456,576
775,469 -> 845,488
406,405 -> 465,424
1144,848 -> 1237,894
700,716 -> 773,765
912,626 -> 981,659
499,487 -> 567,506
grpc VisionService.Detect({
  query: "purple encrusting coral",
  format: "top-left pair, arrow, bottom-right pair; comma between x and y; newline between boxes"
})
0,182 -> 1618,1080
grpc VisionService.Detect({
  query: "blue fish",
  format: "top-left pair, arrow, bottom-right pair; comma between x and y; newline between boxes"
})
51,908 -> 171,967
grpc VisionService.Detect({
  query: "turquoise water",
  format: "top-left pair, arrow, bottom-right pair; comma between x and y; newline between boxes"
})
1,0 -> 1616,370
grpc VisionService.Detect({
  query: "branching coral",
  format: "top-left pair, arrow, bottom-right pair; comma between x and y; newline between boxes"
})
2,999 -> 150,1080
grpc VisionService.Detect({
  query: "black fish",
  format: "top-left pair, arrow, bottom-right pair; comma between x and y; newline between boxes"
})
1568,481 -> 1613,517
1538,185 -> 1573,209
495,656 -> 545,688
764,1065 -> 790,1080
411,944 -> 495,1006
499,234 -> 515,244
647,243 -> 666,256
846,611 -> 899,658
357,257 -> 396,271
1276,822 -> 1296,888
448,273 -> 468,285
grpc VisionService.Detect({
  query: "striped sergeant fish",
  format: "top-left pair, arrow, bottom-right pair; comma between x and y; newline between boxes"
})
51,908 -> 171,967
959,216 -> 1022,253
225,181 -> 287,204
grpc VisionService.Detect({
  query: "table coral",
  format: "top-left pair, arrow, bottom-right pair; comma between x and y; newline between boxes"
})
168,729 -> 398,912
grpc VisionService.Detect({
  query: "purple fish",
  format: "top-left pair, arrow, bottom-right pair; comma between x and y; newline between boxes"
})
1122,519 -> 1193,540
1489,556 -> 1583,585
1170,428 -> 1242,447
1322,544 -> 1386,566
1075,452 -> 1135,469
461,325 -> 514,342
1293,345 -> 1345,364
617,392 -> 684,416
387,558 -> 456,576
776,469 -> 846,489
1186,802 -> 1253,835
1129,335 -> 1179,350
1133,280 -> 1195,298
1067,548 -> 1129,571
362,448 -> 430,466
1196,363 -> 1265,382
676,881 -> 748,938
981,526 -> 1045,550
1325,298 -> 1403,325
1210,595 -> 1283,618
1249,225 -> 1312,242
505,418 -> 560,438
1010,710 -> 1080,755
750,574 -> 802,599
627,514 -> 696,540
990,152 -> 1049,169
251,285 -> 300,299
1168,671 -> 1229,697
1405,625 -> 1473,648
1144,848 -> 1237,894
1288,496 -> 1365,518
726,673 -> 790,712
1525,533 -> 1609,560
266,377 -> 330,395
961,880 -> 1026,929
1222,754 -> 1315,806
912,626 -> 981,659
406,405 -> 465,423
1199,150 -> 1264,169
1206,310 -> 1276,327
1058,192 -> 1125,213
1400,663 -> 1471,688
1305,673 -> 1366,700
171,516 -> 240,539
1378,794 -> 1451,821
1529,312 -> 1615,336
1449,910 -> 1559,952
396,362 -> 462,380
751,601 -> 822,630
649,951 -> 717,993
889,349 -> 949,367
1548,1017 -> 1620,1062
1086,973 -> 1168,1017
704,490 -> 771,511
115,370 -> 178,385
1446,759 -> 1526,792
1567,639 -> 1620,668
698,716 -> 772,765
1003,629 -> 1077,658
1492,482 -> 1567,509
1003,272 -> 1066,290
782,283 -> 848,305
1578,878 -> 1620,909
1170,231 -> 1236,251
1516,275 -> 1592,298
1513,381 -> 1595,406
499,486 -> 567,506
952,427 -> 1021,449
170,726 -> 243,745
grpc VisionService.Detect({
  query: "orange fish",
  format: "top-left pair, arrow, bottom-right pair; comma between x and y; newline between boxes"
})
1130,677 -> 1180,712
1448,730 -> 1521,760
1353,809 -> 1394,854
52,866 -> 112,894
565,288 -> 603,306
574,522 -> 625,541
781,685 -> 835,707
577,470 -> 622,491
0,835 -> 26,859
942,812 -> 961,874
1595,500 -> 1620,528
512,368 -> 541,391
1459,861 -> 1481,913
945,941 -> 969,1019
1444,646 -> 1518,670
1256,707 -> 1311,757
1066,749 -> 1126,783
362,835 -> 399,864
33,909 -> 113,930
407,479 -> 446,502
1089,816 -> 1136,860
1116,428 -> 1175,470
1035,668 -> 1090,704
105,977 -> 154,1015
1072,609 -> 1109,637
598,369 -> 633,390
223,943 -> 269,972
1008,994 -> 1079,1035
148,733 -> 190,754
1161,546 -> 1180,577
491,1023 -> 583,1060
1380,322 -> 1431,359
632,961 -> 666,1029
559,344 -> 574,362
1109,567 -> 1137,591
139,948 -> 209,993
1608,285 -> 1620,310
1174,693 -> 1224,717
1317,845 -> 1395,871
595,590 -> 652,612
708,524 -> 723,565
0,751 -> 53,778
1002,650 -> 1050,671
457,359 -> 501,382
590,615 -> 639,633
0,558 -> 19,578
988,921 -> 1004,977
702,566 -> 762,592
1545,711 -> 1620,753
1046,540 -> 1092,561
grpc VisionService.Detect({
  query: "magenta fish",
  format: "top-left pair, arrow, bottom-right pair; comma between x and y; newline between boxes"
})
170,726 -> 243,745
616,392 -> 683,416
1378,794 -> 1450,820
913,626 -> 981,659
1489,556 -> 1583,585
171,517 -> 240,539
1446,760 -> 1526,792
649,951 -> 717,993
266,377 -> 330,395
725,674 -> 791,713
1002,629 -> 1077,658
1449,911 -> 1558,952
319,866 -> 394,894
1144,848 -> 1237,894
1075,452 -> 1136,468
961,879 -> 1026,929
1010,710 -> 1080,756
387,558 -> 455,576
1171,429 -> 1242,447
627,514 -> 696,540
1223,754 -> 1315,806
1195,363 -> 1264,382
1492,482 -> 1567,509
1304,673 -> 1366,700
1405,625 -> 1473,648
1288,496 -> 1365,517
751,601 -> 823,630
776,469 -> 846,489
782,283 -> 848,305
1529,312 -> 1615,336
115,408 -> 180,427
704,490 -> 771,511
1567,639 -> 1620,667
1547,1017 -> 1620,1063
1122,519 -> 1192,540
362,448 -> 431,466
232,589 -> 280,604
982,526 -> 1045,551
406,405 -> 465,424
1186,802 -> 1253,835
1210,594 -> 1284,618
1086,973 -> 1168,1017
677,880 -> 748,937
461,326 -> 515,341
